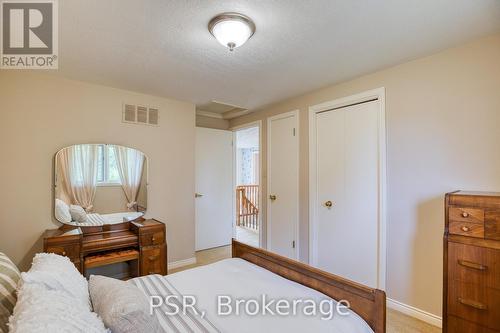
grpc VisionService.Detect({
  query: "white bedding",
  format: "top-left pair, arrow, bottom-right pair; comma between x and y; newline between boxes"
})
135,258 -> 373,333
66,211 -> 144,226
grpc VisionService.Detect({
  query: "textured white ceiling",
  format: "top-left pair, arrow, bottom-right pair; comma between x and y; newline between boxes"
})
54,0 -> 500,111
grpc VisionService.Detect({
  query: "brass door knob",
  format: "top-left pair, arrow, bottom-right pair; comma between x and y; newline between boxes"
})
269,194 -> 277,201
324,200 -> 333,208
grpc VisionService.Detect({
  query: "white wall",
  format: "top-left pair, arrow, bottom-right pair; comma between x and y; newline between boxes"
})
0,72 -> 196,270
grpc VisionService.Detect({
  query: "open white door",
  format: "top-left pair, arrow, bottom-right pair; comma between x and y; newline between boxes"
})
195,127 -> 233,251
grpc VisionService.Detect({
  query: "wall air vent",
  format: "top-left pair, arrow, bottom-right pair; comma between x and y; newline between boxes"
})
148,108 -> 159,125
122,103 -> 160,126
123,104 -> 136,123
137,106 -> 148,124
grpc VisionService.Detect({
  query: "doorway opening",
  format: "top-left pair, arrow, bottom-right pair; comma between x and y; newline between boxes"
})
233,124 -> 261,247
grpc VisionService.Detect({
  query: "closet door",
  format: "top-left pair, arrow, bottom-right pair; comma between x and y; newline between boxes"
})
311,100 -> 382,288
267,111 -> 299,259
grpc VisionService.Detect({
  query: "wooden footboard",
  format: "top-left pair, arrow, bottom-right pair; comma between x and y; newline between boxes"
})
232,239 -> 386,333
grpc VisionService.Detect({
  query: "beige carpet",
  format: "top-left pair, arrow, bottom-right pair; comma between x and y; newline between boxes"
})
170,246 -> 441,333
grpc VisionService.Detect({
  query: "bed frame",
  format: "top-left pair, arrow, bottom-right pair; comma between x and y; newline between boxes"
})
232,239 -> 386,333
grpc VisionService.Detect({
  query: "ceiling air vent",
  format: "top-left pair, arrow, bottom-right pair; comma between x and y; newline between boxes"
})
122,103 -> 159,126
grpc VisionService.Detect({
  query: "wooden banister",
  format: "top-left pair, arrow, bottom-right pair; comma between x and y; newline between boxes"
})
236,185 -> 259,230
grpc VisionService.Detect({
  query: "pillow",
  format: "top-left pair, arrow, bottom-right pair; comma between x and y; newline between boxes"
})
8,283 -> 107,333
55,199 -> 72,223
20,253 -> 90,310
70,205 -> 87,223
89,275 -> 162,333
0,252 -> 21,333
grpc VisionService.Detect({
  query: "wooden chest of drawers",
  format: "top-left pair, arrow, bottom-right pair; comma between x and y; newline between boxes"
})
444,191 -> 500,333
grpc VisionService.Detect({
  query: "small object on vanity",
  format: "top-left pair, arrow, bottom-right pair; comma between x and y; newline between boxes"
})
443,191 -> 500,333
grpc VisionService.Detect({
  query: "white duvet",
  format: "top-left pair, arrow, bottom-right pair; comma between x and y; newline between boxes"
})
66,211 -> 144,226
164,258 -> 374,333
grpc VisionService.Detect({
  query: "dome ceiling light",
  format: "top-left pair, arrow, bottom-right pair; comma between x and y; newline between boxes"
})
208,13 -> 256,51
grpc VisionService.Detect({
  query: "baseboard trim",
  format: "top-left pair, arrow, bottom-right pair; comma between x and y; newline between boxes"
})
387,298 -> 442,328
168,257 -> 197,270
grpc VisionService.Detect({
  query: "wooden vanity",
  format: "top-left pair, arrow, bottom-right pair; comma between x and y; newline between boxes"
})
43,218 -> 167,279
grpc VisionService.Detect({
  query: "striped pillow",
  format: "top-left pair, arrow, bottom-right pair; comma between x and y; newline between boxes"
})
0,252 -> 21,333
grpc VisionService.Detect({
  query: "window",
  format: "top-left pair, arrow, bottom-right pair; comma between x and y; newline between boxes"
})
97,145 -> 121,185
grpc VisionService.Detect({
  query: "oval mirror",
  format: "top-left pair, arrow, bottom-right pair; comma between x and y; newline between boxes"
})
54,144 -> 148,226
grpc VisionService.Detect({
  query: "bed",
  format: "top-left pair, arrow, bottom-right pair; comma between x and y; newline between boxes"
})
7,240 -> 385,332
131,240 -> 386,333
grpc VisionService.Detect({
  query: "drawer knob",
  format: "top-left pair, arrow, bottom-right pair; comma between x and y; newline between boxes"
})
151,236 -> 155,242
148,255 -> 159,261
461,212 -> 470,218
461,226 -> 470,232
62,251 -> 66,256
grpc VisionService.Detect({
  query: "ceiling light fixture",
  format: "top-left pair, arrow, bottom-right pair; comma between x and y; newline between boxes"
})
208,13 -> 256,51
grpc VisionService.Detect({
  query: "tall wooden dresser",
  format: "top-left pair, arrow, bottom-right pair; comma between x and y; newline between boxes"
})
444,191 -> 500,333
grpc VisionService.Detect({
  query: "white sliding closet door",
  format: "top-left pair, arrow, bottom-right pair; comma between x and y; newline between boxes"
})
310,94 -> 385,289
267,111 -> 299,260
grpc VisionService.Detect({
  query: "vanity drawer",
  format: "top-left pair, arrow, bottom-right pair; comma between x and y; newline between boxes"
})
140,246 -> 166,275
140,230 -> 165,247
447,315 -> 498,333
448,280 -> 500,331
450,207 -> 484,224
448,242 -> 500,289
46,244 -> 80,259
449,221 -> 484,238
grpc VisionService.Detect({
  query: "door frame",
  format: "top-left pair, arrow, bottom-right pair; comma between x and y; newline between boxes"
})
266,110 -> 300,260
308,87 -> 387,290
230,120 -> 263,248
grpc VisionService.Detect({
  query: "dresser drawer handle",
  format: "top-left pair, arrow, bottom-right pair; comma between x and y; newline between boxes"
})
458,260 -> 487,271
148,255 -> 159,261
148,271 -> 156,275
151,236 -> 155,242
460,226 -> 470,232
461,212 -> 470,218
458,297 -> 487,310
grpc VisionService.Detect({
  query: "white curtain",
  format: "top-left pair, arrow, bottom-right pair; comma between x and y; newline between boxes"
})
112,146 -> 145,210
57,145 -> 98,211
